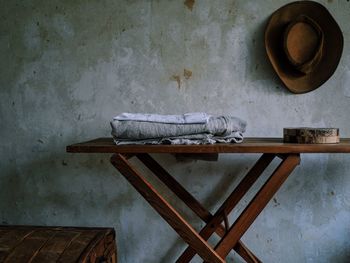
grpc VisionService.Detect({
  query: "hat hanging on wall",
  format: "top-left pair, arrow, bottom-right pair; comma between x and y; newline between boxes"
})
265,1 -> 343,94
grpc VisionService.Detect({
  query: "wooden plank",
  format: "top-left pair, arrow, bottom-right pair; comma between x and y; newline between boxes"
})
78,230 -> 114,262
0,228 -> 35,262
0,227 -> 34,249
66,137 -> 350,154
111,154 -> 225,263
177,153 -> 275,263
57,230 -> 99,263
214,154 -> 300,258
4,229 -> 56,263
0,226 -> 116,263
30,231 -> 81,263
136,153 -> 260,263
0,229 -> 10,237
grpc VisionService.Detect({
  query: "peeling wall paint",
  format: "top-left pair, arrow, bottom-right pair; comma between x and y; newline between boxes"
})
184,0 -> 196,11
1,1 -> 350,263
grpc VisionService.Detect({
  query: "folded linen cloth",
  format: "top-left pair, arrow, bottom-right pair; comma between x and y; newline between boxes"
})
112,132 -> 244,145
114,112 -> 210,124
111,113 -> 246,145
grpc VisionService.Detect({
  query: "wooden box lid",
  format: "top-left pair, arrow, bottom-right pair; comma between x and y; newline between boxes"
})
0,225 -> 116,263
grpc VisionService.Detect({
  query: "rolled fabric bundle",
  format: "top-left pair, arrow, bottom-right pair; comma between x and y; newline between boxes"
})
110,113 -> 247,145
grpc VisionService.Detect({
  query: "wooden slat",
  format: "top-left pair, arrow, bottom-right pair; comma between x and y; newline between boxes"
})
30,231 -> 81,263
4,229 -> 56,263
0,226 -> 116,263
66,137 -> 350,154
111,154 -> 225,263
0,229 -> 10,237
177,153 -> 275,263
214,154 -> 300,258
57,230 -> 99,263
78,230 -> 113,262
0,228 -> 35,262
0,227 -> 34,249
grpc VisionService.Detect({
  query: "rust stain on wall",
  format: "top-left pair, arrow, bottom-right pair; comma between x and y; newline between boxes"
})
184,0 -> 195,11
183,69 -> 192,80
170,75 -> 181,89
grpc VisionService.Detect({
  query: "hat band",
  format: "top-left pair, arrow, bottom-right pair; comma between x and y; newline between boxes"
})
283,15 -> 324,74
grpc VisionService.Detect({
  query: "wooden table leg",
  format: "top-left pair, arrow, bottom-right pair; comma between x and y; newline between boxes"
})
136,153 -> 267,263
234,241 -> 261,263
110,154 -> 225,263
176,153 -> 275,263
214,154 -> 300,258
136,153 -> 212,222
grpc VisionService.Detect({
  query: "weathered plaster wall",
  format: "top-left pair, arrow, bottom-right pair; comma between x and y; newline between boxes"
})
1,0 -> 350,262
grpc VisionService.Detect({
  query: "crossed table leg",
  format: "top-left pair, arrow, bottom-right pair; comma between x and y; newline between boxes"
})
110,153 -> 300,262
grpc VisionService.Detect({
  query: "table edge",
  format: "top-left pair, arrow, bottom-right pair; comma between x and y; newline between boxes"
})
66,137 -> 350,154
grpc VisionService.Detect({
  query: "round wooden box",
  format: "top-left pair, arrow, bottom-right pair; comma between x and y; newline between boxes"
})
283,128 -> 339,144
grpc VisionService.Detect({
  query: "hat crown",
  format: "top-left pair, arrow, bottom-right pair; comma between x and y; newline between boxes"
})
285,22 -> 319,64
283,15 -> 323,74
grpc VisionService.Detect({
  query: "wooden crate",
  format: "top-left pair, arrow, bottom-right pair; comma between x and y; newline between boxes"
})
0,225 -> 117,263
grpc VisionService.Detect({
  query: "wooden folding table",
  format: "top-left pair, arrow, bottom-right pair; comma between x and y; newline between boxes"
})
67,137 -> 350,263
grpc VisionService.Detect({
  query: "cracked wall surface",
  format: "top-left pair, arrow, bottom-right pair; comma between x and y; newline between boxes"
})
1,0 -> 350,262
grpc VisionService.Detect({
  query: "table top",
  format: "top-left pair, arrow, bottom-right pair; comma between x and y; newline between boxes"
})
66,137 -> 350,154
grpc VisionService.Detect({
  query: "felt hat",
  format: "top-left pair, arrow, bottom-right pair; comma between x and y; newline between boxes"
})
265,1 -> 343,94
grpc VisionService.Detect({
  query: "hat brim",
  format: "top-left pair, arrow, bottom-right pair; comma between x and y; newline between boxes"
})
265,1 -> 343,94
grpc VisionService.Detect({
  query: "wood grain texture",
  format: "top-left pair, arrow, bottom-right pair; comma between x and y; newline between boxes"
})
31,231 -> 80,263
66,137 -> 350,154
0,226 -> 116,263
0,228 -> 35,262
4,230 -> 56,263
